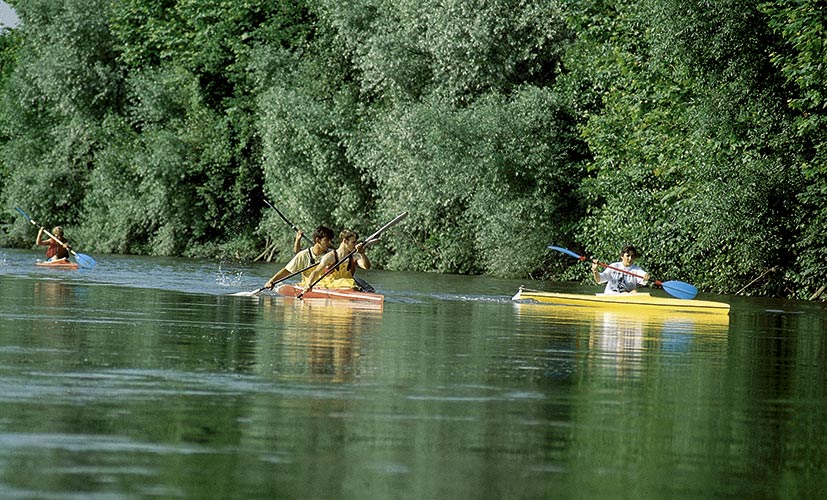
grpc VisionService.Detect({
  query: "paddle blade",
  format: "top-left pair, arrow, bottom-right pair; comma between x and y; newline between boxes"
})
662,280 -> 698,300
15,207 -> 30,219
547,245 -> 585,260
75,253 -> 97,269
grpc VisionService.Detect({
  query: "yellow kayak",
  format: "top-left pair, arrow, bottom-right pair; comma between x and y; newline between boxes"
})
512,287 -> 730,315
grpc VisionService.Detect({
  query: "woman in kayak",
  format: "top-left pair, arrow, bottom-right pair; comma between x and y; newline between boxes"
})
36,226 -> 70,262
592,245 -> 651,294
264,225 -> 334,288
305,229 -> 371,290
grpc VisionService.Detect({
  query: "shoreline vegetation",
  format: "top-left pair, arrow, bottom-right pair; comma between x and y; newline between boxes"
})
0,0 -> 825,300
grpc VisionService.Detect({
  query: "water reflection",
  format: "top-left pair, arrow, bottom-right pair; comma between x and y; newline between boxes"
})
256,298 -> 383,383
32,280 -> 73,305
514,302 -> 730,379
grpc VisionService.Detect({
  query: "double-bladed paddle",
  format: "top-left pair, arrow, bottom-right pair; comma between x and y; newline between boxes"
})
15,208 -> 97,269
548,245 -> 698,300
298,211 -> 408,299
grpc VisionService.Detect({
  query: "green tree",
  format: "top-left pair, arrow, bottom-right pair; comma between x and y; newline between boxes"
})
1,0 -> 122,246
565,0 -> 803,295
82,66 -> 245,256
317,0 -> 568,105
100,0 -> 318,257
304,0 -> 580,276
761,0 -> 827,297
253,18 -> 369,262
362,88 -> 584,276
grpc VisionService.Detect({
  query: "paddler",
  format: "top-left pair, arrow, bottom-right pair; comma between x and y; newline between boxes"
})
592,245 -> 650,294
36,226 -> 70,262
305,229 -> 371,291
264,225 -> 334,288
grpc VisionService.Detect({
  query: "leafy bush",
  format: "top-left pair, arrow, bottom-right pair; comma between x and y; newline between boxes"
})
362,87 -> 584,276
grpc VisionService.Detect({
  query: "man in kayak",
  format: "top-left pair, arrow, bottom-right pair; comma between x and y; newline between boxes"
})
36,226 -> 70,262
305,229 -> 371,291
592,245 -> 651,294
264,225 -> 334,288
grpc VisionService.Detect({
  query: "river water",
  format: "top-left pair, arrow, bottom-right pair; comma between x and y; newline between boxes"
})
0,248 -> 825,499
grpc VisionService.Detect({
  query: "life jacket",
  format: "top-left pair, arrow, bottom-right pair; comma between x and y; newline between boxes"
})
327,250 -> 356,279
313,249 -> 359,289
47,238 -> 69,260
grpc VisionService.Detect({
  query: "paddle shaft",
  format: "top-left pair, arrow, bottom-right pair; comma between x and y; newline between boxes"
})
594,259 -> 659,285
243,262 -> 321,296
299,212 -> 408,297
269,262 -> 318,289
264,199 -> 313,247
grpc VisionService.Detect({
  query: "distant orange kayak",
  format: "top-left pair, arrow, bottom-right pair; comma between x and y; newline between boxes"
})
275,284 -> 384,304
35,259 -> 79,270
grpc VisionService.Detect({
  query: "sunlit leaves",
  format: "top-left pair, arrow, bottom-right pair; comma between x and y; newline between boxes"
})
257,80 -> 369,261
362,87 -> 583,276
318,0 -> 569,105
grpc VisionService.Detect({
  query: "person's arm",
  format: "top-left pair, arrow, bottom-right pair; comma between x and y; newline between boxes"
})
591,261 -> 602,284
292,230 -> 303,254
355,243 -> 370,270
305,253 -> 332,289
36,227 -> 48,246
265,268 -> 291,289
265,252 -> 305,288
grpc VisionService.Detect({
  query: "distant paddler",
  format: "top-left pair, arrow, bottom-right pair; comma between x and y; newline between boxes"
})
15,207 -> 97,269
36,225 -> 71,263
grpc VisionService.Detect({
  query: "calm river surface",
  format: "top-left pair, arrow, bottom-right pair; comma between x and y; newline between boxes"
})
1,248 -> 826,499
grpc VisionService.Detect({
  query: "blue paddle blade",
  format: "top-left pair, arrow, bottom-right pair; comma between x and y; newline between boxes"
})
75,253 -> 97,269
14,207 -> 32,221
662,280 -> 698,300
547,245 -> 584,260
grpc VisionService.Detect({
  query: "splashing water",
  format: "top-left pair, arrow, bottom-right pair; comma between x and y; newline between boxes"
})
215,264 -> 245,288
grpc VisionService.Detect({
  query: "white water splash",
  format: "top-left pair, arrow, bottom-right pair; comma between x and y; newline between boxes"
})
214,264 -> 245,288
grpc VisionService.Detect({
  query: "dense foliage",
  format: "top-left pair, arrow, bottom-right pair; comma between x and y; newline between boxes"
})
0,0 -> 825,298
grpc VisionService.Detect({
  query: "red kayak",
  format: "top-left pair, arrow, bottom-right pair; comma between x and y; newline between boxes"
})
275,284 -> 384,304
35,259 -> 79,270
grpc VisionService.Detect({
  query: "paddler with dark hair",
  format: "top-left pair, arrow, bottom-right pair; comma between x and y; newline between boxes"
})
305,229 -> 372,291
591,245 -> 651,294
264,225 -> 334,288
